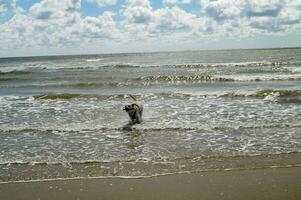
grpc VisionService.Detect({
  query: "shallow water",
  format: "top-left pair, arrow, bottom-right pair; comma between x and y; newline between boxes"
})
1,48 -> 301,182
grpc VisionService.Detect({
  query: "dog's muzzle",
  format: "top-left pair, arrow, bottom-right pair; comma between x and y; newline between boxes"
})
123,105 -> 134,111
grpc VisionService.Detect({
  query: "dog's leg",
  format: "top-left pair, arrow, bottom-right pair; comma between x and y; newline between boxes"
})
123,123 -> 133,131
135,105 -> 143,124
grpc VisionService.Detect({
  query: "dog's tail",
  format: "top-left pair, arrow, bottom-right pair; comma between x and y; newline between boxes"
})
129,95 -> 141,107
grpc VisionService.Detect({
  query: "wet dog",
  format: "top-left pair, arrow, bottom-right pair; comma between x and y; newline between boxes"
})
123,95 -> 143,130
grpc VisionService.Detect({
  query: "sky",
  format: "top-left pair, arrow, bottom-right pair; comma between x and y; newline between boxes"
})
0,0 -> 301,57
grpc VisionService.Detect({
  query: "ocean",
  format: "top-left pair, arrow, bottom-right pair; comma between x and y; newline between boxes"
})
0,48 -> 301,182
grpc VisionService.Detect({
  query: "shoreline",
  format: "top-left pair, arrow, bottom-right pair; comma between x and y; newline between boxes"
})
0,164 -> 300,185
1,166 -> 300,200
1,152 -> 300,184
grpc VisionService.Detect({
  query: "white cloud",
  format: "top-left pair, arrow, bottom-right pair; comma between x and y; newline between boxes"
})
246,1 -> 301,33
196,0 -> 301,35
123,0 -> 152,24
30,0 -> 81,21
245,0 -> 282,17
0,0 -> 120,50
73,11 -> 120,40
1,0 -> 301,56
86,0 -> 117,7
162,0 -> 191,4
122,0 -> 213,40
197,0 -> 287,20
151,7 -> 199,33
198,0 -> 244,21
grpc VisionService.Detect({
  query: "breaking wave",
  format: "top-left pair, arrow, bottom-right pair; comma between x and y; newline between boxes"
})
32,93 -> 134,100
112,64 -> 140,68
48,82 -> 151,88
173,61 -> 301,68
2,122 -> 301,134
85,58 -> 104,62
0,70 -> 33,75
223,89 -> 301,103
1,60 -> 300,77
34,93 -> 83,100
255,89 -> 301,98
217,74 -> 301,82
9,89 -> 301,102
139,75 -> 234,82
31,92 -> 207,100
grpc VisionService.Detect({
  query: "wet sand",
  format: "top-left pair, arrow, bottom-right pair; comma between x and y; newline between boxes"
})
0,167 -> 300,200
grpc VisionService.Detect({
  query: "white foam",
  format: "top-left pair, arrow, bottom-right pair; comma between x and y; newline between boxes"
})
86,58 -> 104,62
264,92 -> 280,102
219,74 -> 301,81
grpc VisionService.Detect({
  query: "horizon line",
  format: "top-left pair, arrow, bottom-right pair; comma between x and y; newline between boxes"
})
1,46 -> 301,59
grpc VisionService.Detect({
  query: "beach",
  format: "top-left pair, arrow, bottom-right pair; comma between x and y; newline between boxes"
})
1,167 -> 300,200
1,49 -> 301,198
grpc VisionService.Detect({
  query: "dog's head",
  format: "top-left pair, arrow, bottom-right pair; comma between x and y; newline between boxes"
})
123,102 -> 140,115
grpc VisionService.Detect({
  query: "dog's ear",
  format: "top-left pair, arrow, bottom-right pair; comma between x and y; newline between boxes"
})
131,102 -> 140,108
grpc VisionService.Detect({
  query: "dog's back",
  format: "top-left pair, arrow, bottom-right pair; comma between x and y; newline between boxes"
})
123,96 -> 143,130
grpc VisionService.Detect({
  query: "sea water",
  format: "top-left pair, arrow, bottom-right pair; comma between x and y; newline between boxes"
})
0,49 -> 301,182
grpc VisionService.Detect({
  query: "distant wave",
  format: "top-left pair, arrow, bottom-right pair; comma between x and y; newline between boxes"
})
1,88 -> 300,102
138,73 -> 301,82
173,61 -> 301,68
31,92 -> 202,100
0,63 -> 141,74
1,60 -> 300,75
245,66 -> 291,73
223,89 -> 301,98
139,75 -> 234,82
50,82 -> 148,88
11,89 -> 301,102
86,58 -> 104,62
53,82 -> 106,88
1,74 -> 301,86
86,60 -> 301,69
223,89 -> 301,103
0,70 -> 33,75
113,64 -> 140,68
32,93 -> 130,100
255,89 -> 301,97
0,77 -> 16,81
0,81 -> 153,88
34,93 -> 87,100
217,74 -> 301,82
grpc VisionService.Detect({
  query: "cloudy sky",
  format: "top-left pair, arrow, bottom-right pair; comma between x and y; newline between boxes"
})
0,0 -> 301,57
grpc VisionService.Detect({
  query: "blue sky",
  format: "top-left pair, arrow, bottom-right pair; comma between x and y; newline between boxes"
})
0,0 -> 301,57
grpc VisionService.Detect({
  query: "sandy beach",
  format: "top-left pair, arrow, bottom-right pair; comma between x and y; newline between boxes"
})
1,167 -> 300,200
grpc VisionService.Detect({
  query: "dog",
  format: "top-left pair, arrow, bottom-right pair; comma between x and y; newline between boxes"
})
123,95 -> 143,130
